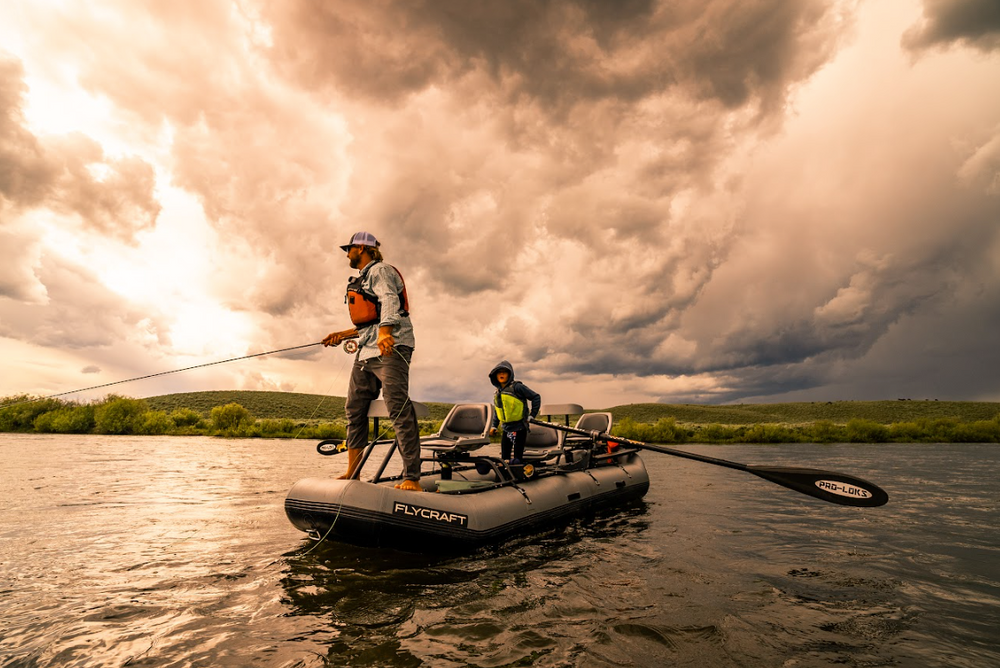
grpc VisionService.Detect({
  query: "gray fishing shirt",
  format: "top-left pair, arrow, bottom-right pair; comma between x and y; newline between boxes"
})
355,260 -> 415,361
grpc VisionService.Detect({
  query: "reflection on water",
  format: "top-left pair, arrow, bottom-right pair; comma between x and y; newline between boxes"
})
1,435 -> 998,667
279,506 -> 651,666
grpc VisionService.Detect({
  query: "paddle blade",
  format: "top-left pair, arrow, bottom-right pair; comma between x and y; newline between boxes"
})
748,466 -> 889,507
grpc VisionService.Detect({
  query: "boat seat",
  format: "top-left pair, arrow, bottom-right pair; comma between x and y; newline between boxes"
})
421,403 -> 494,454
524,403 -> 585,464
538,403 -> 584,421
575,411 -> 612,432
522,422 -> 565,462
566,412 -> 613,446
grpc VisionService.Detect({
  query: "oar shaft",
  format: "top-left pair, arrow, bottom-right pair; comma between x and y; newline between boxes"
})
529,417 -> 889,507
625,439 -> 749,473
529,417 -> 748,472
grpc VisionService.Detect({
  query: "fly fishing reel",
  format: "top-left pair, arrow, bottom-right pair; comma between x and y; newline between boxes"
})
343,340 -> 359,354
316,439 -> 347,456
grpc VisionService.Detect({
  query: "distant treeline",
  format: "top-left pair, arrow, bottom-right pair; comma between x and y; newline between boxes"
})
612,416 -> 1000,444
0,395 -> 348,439
1,392 -> 999,443
607,400 -> 1000,443
606,400 -> 1000,425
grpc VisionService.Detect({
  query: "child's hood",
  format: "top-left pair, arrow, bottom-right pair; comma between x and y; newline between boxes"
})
489,360 -> 515,389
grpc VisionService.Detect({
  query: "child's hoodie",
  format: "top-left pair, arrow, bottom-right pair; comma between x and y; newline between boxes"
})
489,360 -> 541,432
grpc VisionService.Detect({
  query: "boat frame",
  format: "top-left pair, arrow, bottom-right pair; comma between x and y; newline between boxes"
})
285,402 -> 650,552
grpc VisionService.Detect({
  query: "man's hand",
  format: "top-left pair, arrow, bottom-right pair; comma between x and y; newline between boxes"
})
323,329 -> 356,347
377,327 -> 395,357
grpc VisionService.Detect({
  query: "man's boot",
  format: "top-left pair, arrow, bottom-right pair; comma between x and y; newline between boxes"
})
338,448 -> 363,480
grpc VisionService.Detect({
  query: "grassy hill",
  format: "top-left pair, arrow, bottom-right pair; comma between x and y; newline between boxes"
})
145,391 -> 1000,426
605,400 -> 1000,426
144,390 -> 455,422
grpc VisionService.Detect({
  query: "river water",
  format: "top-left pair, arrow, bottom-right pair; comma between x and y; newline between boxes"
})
1,434 -> 997,667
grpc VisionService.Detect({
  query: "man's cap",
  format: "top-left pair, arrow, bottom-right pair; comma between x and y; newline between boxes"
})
339,231 -> 380,251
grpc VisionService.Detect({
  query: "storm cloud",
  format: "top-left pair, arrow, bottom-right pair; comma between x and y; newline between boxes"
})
903,0 -> 1000,52
1,0 -> 998,406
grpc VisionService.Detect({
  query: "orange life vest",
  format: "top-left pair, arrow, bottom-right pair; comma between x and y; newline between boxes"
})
346,265 -> 410,328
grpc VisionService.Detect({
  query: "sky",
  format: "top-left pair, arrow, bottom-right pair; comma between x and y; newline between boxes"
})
1,0 -> 999,409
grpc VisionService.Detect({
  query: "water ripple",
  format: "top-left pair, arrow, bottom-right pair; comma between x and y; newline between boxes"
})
2,436 -> 999,667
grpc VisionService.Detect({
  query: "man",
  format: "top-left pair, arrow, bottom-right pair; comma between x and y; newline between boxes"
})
322,231 -> 422,491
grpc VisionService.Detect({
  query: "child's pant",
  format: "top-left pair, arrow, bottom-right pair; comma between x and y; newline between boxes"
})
500,428 -> 527,462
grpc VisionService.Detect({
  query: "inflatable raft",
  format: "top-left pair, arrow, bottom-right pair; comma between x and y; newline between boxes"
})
285,402 -> 650,552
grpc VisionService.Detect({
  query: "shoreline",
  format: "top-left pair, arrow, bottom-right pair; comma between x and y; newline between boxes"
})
2,391 -> 998,444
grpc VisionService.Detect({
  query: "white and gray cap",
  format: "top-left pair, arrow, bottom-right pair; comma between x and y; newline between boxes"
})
339,231 -> 380,251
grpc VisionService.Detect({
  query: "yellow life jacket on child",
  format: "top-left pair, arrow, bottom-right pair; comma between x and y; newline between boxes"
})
494,386 -> 527,426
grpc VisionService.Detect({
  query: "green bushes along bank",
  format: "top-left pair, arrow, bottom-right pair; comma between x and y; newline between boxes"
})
610,416 -> 1000,444
0,394 -> 348,440
2,392 -> 999,443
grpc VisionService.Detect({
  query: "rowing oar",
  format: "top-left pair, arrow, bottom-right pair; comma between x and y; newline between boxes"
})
529,418 -> 889,508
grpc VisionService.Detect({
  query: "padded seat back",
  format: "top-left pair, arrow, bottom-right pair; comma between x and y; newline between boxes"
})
524,423 -> 562,449
440,404 -> 492,439
574,412 -> 612,434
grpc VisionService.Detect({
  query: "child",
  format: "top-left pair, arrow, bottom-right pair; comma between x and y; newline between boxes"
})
488,360 -> 542,464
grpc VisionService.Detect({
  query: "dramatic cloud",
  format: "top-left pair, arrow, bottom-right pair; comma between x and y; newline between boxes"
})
0,54 -> 160,243
903,0 -> 1000,52
0,253 -> 160,350
266,0 -> 848,111
1,0 -> 999,406
255,0 -> 855,306
1,50 -> 160,313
